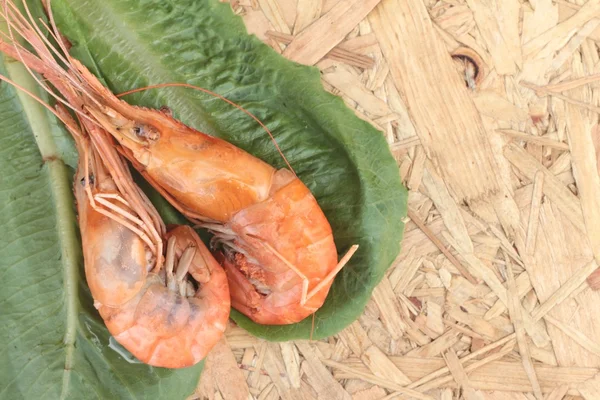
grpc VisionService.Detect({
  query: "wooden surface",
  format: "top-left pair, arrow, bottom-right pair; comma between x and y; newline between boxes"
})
194,0 -> 600,399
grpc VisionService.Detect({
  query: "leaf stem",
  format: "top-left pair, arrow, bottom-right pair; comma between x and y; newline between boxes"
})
3,53 -> 80,400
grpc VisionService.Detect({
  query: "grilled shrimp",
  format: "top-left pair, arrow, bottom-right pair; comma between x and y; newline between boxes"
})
60,100 -> 230,368
0,0 -> 356,325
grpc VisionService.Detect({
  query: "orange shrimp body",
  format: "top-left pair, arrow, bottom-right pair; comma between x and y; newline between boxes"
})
219,170 -> 339,324
74,145 -> 230,368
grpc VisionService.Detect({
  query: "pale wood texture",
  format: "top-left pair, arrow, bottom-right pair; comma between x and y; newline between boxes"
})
369,0 -> 501,203
195,0 -> 600,399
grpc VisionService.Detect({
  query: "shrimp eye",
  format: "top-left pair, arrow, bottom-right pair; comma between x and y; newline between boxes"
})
131,124 -> 160,142
80,174 -> 95,187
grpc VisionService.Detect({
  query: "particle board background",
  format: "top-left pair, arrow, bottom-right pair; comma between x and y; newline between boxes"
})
194,0 -> 600,399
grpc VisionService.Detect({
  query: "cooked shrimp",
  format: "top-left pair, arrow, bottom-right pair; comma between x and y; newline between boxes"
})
0,0 -> 356,325
58,101 -> 230,368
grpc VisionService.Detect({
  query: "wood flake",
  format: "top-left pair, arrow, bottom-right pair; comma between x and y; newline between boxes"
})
505,255 -> 544,400
407,147 -> 426,192
266,31 -> 375,68
408,209 -> 478,285
498,130 -> 569,151
322,65 -> 393,117
323,359 -> 434,400
531,261 -> 598,322
196,337 -> 250,400
262,344 -> 307,400
472,91 -> 530,122
545,385 -> 569,400
443,348 -> 484,400
258,0 -> 292,34
465,0 -> 522,75
423,165 -> 474,253
525,171 -> 545,255
360,345 -> 412,386
523,0 -> 600,59
280,343 -> 301,389
504,142 -> 586,231
296,342 -> 351,400
579,373 -> 600,400
370,0 -> 501,203
371,276 -> 407,339
544,315 -> 600,358
282,0 -> 382,65
565,103 -> 600,264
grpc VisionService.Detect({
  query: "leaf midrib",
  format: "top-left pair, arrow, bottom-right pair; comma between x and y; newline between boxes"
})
3,56 -> 80,400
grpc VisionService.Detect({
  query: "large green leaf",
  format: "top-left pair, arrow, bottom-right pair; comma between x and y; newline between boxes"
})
0,48 -> 202,400
49,0 -> 407,341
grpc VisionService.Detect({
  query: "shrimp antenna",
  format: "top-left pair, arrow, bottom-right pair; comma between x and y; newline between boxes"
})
116,83 -> 297,176
0,0 -> 100,125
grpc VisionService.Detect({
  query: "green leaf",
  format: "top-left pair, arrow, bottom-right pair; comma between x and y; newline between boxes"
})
49,0 -> 408,341
0,49 -> 202,400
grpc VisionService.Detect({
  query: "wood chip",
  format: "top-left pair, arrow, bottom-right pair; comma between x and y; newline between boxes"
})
531,261 -> 598,322
484,272 -> 532,321
360,345 -> 412,386
466,0 -> 521,75
416,341 -> 515,392
444,233 -> 550,347
423,165 -> 474,253
443,348 -> 484,400
544,315 -> 600,358
322,359 -> 434,400
262,344 -> 307,400
370,0 -> 501,203
282,0 -> 382,65
505,254 -> 544,400
498,129 -> 569,150
292,0 -> 321,34
266,31 -> 375,69
406,330 -> 461,358
504,142 -> 586,231
296,342 -> 352,400
196,337 -> 250,400
322,65 -> 393,117
544,385 -> 570,400
579,373 -> 600,400
408,209 -> 478,285
371,276 -> 407,339
280,343 -> 301,388
525,171 -> 545,255
565,103 -> 600,263
258,0 -> 292,34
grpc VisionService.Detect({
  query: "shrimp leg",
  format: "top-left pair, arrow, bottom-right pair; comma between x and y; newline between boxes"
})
94,192 -> 131,206
56,104 -> 163,263
305,245 -> 359,302
254,240 -> 310,306
252,239 -> 358,305
72,129 -> 157,255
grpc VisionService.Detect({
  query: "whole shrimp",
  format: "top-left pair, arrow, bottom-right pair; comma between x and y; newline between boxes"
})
54,99 -> 230,368
0,0 -> 356,325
